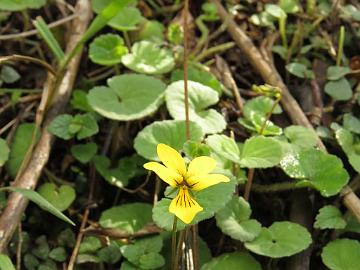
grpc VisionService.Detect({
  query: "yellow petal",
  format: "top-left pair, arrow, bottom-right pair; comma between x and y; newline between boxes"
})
187,156 -> 216,177
187,174 -> 230,191
169,188 -> 203,224
157,144 -> 186,176
144,162 -> 182,187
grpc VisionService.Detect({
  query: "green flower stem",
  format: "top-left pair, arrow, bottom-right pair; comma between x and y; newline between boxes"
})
171,216 -> 177,270
336,26 -> 345,66
306,0 -> 316,16
193,42 -> 235,62
279,16 -> 288,49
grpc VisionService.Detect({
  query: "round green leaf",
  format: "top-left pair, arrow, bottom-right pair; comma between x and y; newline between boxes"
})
286,62 -> 314,79
122,41 -> 175,74
134,120 -> 204,160
314,205 -> 346,229
206,134 -> 241,163
88,74 -> 166,121
89,34 -> 128,66
280,148 -> 349,197
136,20 -> 165,42
243,96 -> 282,119
37,183 -> 76,212
245,221 -> 312,258
327,66 -> 351,81
0,0 -> 46,11
248,113 -> 283,136
153,178 -> 236,231
166,80 -> 226,134
215,196 -> 261,242
284,125 -> 318,148
92,0 -> 143,31
99,203 -> 152,233
265,3 -> 287,18
343,113 -> 360,134
201,252 -> 262,270
325,78 -> 352,101
0,138 -> 9,166
71,143 -> 97,164
321,239 -> 360,270
240,136 -> 283,168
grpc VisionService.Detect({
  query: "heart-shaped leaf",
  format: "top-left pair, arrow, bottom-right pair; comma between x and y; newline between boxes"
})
325,78 -> 352,101
89,34 -> 128,66
122,41 -> 175,74
240,136 -> 283,168
88,74 -> 166,121
166,80 -> 226,134
322,239 -> 360,270
206,134 -> 241,163
280,148 -> 349,197
327,66 -> 351,81
100,203 -> 152,233
37,183 -> 76,212
314,205 -> 346,229
134,120 -> 204,160
71,143 -> 98,164
215,196 -> 261,242
286,62 -> 314,79
245,221 -> 312,258
284,125 -> 318,148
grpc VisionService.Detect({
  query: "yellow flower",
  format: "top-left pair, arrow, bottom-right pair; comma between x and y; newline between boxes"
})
144,143 -> 230,224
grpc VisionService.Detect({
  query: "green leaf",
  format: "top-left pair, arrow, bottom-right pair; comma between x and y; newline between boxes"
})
327,66 -> 351,81
121,261 -> 140,270
0,138 -> 9,166
94,154 -> 145,188
167,23 -> 183,45
97,241 -> 122,264
279,0 -> 300,14
265,4 -> 287,18
33,17 -> 65,62
92,1 -> 143,31
24,254 -> 40,270
0,187 -> 74,225
280,149 -> 349,196
286,62 -> 314,79
87,74 -> 166,121
215,196 -> 261,242
0,0 -> 45,11
48,113 -> 98,140
6,123 -> 40,178
38,183 -> 76,212
201,252 -> 262,270
99,203 -> 152,233
72,113 -> 99,140
206,134 -> 241,163
166,80 -> 226,134
248,113 -> 283,136
48,114 -> 73,140
71,90 -> 93,112
284,125 -> 318,148
122,41 -> 175,74
245,221 -> 312,258
171,66 -> 224,95
49,247 -> 67,262
343,113 -> 360,134
331,123 -> 354,154
325,78 -> 353,101
240,136 -> 283,168
153,178 -> 236,231
136,20 -> 165,42
79,236 -> 102,253
33,235 -> 50,260
89,33 -> 128,66
0,65 -> 20,83
314,205 -> 346,229
321,239 -> 360,270
134,120 -> 204,160
0,255 -> 15,270
243,96 -> 282,119
71,142 -> 97,163
121,235 -> 165,269
183,141 -> 211,159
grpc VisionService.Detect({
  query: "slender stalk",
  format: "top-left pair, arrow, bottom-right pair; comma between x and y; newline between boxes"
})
183,0 -> 190,140
279,16 -> 288,49
336,26 -> 345,66
171,217 -> 178,270
306,0 -> 316,16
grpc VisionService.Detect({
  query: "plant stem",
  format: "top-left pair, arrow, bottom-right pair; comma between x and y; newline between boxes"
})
171,217 -> 177,270
306,0 -> 316,16
183,0 -> 190,140
279,16 -> 288,49
336,26 -> 345,66
194,42 -> 235,62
